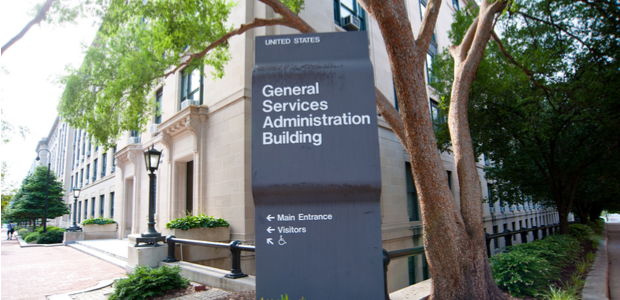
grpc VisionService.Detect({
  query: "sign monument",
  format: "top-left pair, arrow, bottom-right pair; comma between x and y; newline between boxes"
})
252,31 -> 384,300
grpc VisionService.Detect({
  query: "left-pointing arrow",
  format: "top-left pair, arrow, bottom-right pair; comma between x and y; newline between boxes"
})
267,238 -> 274,245
267,226 -> 275,233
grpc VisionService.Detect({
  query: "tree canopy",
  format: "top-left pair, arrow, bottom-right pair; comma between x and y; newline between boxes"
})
56,0 -> 306,149
5,166 -> 69,222
432,0 -> 620,232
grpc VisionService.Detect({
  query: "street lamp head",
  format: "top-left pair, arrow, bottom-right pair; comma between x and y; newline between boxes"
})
143,145 -> 162,173
36,156 -> 40,161
73,187 -> 81,198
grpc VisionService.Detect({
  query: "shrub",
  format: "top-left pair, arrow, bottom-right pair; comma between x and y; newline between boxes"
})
18,228 -> 29,235
568,224 -> 594,242
23,232 -> 39,243
108,265 -> 189,300
491,250 -> 552,297
509,235 -> 580,269
587,219 -> 605,235
82,217 -> 117,225
36,230 -> 64,244
537,285 -> 578,300
36,226 -> 66,233
165,214 -> 229,231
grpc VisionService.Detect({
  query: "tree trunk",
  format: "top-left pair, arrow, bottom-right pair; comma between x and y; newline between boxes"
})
356,1 -> 508,299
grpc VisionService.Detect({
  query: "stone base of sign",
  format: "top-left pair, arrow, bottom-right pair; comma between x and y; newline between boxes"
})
126,234 -> 168,271
63,231 -> 85,245
162,227 -> 231,262
160,261 -> 255,292
389,279 -> 432,300
193,252 -> 256,276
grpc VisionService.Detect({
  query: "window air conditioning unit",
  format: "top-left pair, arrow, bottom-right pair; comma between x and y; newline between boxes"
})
85,179 -> 89,185
489,207 -> 495,214
150,124 -> 159,134
500,207 -> 506,213
180,99 -> 200,110
128,136 -> 141,144
101,171 -> 106,177
111,166 -> 116,173
86,150 -> 91,156
509,206 -> 515,212
342,15 -> 361,31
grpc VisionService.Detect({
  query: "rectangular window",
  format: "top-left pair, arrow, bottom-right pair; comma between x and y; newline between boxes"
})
180,68 -> 203,109
110,192 -> 115,218
493,225 -> 499,249
422,254 -> 430,280
78,201 -> 82,223
512,221 -> 516,241
155,88 -> 163,124
112,147 -> 117,172
86,164 -> 90,184
487,183 -> 495,213
186,161 -> 194,214
430,100 -> 446,133
101,153 -> 107,177
91,197 -> 95,218
426,52 -> 435,84
453,0 -> 460,10
93,159 -> 98,181
446,171 -> 452,190
408,256 -> 416,285
100,195 -> 105,217
405,162 -> 420,221
334,0 -> 367,31
80,169 -> 83,187
84,199 -> 88,220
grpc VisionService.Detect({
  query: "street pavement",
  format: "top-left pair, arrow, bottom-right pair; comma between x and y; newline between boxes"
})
1,228 -> 126,300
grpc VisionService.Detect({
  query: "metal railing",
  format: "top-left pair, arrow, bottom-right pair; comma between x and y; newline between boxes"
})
484,223 -> 560,257
163,236 -> 255,279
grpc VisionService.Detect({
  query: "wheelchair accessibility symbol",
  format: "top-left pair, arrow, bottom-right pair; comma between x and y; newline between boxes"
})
278,235 -> 287,246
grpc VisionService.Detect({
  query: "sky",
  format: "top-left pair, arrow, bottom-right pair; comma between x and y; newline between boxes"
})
1,0 -> 99,189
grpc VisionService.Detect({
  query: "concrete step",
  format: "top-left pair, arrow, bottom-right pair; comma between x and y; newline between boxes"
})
69,243 -> 127,269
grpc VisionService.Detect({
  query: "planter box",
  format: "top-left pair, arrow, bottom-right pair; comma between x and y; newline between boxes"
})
163,226 -> 231,262
83,223 -> 118,240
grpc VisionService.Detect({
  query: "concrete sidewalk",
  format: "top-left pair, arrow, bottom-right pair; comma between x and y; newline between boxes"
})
1,228 -> 126,300
608,222 -> 620,300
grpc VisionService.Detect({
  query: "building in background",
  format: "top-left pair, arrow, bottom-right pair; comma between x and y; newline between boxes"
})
30,0 -> 559,293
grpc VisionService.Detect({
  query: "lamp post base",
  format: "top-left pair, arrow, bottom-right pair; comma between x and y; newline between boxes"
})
135,236 -> 166,247
65,226 -> 83,232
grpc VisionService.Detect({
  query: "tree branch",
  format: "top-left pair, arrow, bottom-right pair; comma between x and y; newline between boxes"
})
375,88 -> 406,146
416,0 -> 442,59
164,18 -> 291,78
2,0 -> 56,55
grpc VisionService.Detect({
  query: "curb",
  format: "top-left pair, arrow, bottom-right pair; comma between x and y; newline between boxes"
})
46,278 -> 124,300
16,235 -> 64,248
582,225 -> 610,300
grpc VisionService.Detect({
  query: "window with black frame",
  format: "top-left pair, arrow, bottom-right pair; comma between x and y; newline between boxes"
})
426,52 -> 436,84
180,67 -> 203,109
155,88 -> 163,124
453,0 -> 460,10
430,100 -> 446,133
334,0 -> 366,31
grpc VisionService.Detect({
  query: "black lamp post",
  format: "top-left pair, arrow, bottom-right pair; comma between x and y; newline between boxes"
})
66,188 -> 82,232
36,148 -> 51,233
136,145 -> 165,246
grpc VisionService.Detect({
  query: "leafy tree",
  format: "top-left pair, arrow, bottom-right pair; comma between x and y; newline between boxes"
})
432,0 -> 620,234
7,166 -> 69,225
49,0 -> 517,298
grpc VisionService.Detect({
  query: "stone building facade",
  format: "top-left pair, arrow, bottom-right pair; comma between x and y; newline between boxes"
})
32,0 -> 560,293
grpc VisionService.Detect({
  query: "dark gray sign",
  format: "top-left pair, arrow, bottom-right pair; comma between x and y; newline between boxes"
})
252,31 -> 383,300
